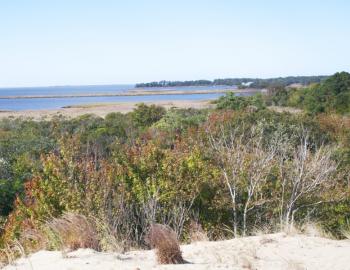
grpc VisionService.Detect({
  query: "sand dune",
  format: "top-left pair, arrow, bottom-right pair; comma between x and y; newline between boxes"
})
3,233 -> 350,270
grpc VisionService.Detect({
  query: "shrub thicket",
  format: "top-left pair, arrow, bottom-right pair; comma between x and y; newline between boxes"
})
0,78 -> 349,262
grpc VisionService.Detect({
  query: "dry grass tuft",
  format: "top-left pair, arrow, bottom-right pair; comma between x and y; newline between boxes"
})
46,213 -> 100,251
92,218 -> 125,253
145,223 -> 186,264
0,239 -> 30,267
301,222 -> 334,239
189,220 -> 208,242
342,230 -> 350,240
282,223 -> 300,236
286,259 -> 306,270
341,224 -> 350,240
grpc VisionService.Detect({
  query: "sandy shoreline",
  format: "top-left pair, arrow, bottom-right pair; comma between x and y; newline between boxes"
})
0,88 -> 260,99
0,100 -> 213,120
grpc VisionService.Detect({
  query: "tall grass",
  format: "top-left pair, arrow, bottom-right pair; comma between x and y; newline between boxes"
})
46,213 -> 100,251
340,221 -> 350,240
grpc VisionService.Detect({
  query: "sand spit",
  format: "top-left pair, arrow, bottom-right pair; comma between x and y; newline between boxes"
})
0,88 -> 260,99
0,100 -> 213,120
3,233 -> 350,270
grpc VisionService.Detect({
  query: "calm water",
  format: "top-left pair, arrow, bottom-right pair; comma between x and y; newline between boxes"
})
0,84 -> 244,111
135,85 -> 237,92
0,84 -> 134,96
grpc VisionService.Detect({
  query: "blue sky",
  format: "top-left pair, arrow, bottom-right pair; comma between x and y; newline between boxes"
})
1,0 -> 349,87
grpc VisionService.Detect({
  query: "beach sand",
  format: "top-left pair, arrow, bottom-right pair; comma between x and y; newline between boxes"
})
0,100 -> 213,120
3,233 -> 350,270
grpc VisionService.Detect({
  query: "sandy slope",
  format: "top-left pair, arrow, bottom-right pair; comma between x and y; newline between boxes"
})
3,233 -> 350,270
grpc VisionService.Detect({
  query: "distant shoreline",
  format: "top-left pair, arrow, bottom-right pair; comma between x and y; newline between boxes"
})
0,88 -> 260,99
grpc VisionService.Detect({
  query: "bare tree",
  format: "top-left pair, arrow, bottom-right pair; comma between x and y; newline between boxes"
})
278,131 -> 338,229
137,189 -> 196,241
160,198 -> 196,238
240,130 -> 276,236
207,125 -> 244,237
207,123 -> 276,236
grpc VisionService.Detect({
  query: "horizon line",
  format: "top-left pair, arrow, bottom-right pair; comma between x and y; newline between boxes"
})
0,73 -> 337,89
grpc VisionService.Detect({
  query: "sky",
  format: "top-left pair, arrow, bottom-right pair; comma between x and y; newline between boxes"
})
0,0 -> 350,87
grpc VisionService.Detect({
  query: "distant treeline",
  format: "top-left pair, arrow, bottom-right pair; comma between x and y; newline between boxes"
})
136,76 -> 329,88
